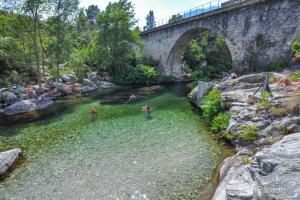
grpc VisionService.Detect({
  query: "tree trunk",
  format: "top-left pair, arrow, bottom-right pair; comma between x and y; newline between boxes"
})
33,11 -> 41,88
38,21 -> 46,79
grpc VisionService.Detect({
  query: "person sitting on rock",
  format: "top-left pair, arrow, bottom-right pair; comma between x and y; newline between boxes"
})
230,72 -> 238,79
277,78 -> 292,86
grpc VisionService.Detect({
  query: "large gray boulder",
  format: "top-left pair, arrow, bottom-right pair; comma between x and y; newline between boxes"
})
213,133 -> 300,200
83,78 -> 95,87
100,81 -> 114,89
35,87 -> 48,95
2,91 -> 17,105
18,94 -> 30,101
3,99 -> 54,116
0,148 -> 22,178
55,83 -> 72,95
188,81 -> 214,106
215,73 -> 264,92
9,85 -> 27,95
196,81 -> 214,103
87,72 -> 98,82
62,73 -> 76,83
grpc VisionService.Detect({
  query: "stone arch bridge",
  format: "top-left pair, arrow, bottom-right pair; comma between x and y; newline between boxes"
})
141,0 -> 300,77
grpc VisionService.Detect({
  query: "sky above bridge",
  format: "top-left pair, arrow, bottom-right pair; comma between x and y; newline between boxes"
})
80,0 -> 213,28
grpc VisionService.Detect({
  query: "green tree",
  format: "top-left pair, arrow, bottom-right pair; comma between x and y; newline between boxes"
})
85,4 -> 100,26
95,0 -> 142,75
144,10 -> 155,30
23,0 -> 50,87
182,40 -> 206,69
168,14 -> 182,23
182,30 -> 232,80
48,0 -> 79,82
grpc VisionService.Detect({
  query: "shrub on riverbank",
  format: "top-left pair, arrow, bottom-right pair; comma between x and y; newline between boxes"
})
112,64 -> 158,85
211,112 -> 230,133
239,125 -> 259,142
200,89 -> 222,121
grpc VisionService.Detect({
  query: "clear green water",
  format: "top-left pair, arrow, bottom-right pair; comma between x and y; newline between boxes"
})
0,84 -> 231,200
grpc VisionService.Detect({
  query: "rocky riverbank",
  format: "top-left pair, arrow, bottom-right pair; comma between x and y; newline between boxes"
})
0,72 -> 120,124
189,71 -> 300,199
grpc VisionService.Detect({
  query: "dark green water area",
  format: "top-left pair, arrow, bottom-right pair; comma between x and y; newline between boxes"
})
0,84 -> 232,200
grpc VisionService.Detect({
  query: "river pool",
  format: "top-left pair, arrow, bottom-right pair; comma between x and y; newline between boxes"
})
0,84 -> 231,200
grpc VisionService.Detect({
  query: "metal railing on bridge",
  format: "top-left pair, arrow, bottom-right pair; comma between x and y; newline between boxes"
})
144,0 -> 231,31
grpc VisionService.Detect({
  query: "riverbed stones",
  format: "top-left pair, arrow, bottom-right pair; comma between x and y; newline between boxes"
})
0,148 -> 22,178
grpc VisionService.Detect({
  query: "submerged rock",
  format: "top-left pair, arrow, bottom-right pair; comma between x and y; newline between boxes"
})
0,148 -> 22,178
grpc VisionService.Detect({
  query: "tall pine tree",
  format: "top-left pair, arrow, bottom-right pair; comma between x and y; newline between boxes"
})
144,10 -> 155,31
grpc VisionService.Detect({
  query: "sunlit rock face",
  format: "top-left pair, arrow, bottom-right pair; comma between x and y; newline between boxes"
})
214,133 -> 300,200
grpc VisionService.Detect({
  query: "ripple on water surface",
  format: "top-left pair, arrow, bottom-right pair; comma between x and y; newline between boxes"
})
0,85 -> 231,200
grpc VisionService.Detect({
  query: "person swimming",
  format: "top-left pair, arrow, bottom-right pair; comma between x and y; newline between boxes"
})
143,105 -> 151,117
90,107 -> 97,121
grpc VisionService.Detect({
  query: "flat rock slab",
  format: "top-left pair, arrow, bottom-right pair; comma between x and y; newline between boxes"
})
0,148 -> 22,177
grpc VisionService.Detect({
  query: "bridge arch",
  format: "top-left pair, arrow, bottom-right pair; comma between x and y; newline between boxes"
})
165,28 -> 234,77
141,0 -> 300,78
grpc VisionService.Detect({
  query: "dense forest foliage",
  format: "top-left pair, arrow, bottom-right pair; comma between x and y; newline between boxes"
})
0,0 -> 299,88
0,0 -> 167,87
